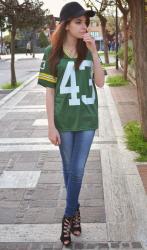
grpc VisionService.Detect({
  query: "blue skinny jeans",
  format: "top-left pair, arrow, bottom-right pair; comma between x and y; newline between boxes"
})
59,130 -> 95,217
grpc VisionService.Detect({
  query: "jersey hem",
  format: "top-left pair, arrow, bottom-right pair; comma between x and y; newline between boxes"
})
57,126 -> 98,132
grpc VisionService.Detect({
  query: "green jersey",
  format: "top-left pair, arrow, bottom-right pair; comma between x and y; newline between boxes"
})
38,45 -> 98,132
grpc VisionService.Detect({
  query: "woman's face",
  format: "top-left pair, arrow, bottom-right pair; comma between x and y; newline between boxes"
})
65,15 -> 88,39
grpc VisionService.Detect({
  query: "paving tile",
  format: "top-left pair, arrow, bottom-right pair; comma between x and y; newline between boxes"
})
98,243 -> 109,249
110,242 -> 120,248
131,242 -> 142,248
0,207 -> 18,223
0,189 -> 25,200
38,172 -> 62,184
0,171 -> 41,188
80,206 -> 106,223
30,200 -> 57,208
121,242 -> 130,248
23,207 -> 56,223
30,185 -> 60,200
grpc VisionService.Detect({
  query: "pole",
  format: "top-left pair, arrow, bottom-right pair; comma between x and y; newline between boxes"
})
0,28 -> 3,55
116,0 -> 119,70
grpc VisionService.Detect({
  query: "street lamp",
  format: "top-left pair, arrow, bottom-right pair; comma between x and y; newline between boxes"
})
115,0 -> 119,70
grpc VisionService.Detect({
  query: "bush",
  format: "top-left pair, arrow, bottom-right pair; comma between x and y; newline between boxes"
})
106,74 -> 129,86
39,31 -> 49,48
118,43 -> 134,66
1,82 -> 21,89
124,121 -> 147,161
102,62 -> 116,67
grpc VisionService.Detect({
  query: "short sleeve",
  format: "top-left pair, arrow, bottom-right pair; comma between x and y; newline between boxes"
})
37,46 -> 57,88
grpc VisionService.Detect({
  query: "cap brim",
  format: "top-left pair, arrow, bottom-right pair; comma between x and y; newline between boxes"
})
74,9 -> 95,18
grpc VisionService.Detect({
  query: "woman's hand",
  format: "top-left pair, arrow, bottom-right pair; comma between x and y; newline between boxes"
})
48,125 -> 61,146
82,33 -> 97,54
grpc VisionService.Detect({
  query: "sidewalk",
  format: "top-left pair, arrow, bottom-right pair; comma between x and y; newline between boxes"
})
0,75 -> 147,250
107,67 -> 147,194
106,68 -> 140,126
0,53 -> 43,62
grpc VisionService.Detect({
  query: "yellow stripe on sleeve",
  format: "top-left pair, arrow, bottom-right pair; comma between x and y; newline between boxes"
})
39,73 -> 57,82
38,76 -> 57,84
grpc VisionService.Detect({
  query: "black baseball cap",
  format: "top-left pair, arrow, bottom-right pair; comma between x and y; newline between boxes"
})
59,1 -> 95,23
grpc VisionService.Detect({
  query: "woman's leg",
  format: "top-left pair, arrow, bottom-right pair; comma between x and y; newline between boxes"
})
59,131 -> 74,189
64,130 -> 95,217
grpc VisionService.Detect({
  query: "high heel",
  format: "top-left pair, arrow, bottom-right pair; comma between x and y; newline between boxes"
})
70,208 -> 81,236
60,215 -> 73,247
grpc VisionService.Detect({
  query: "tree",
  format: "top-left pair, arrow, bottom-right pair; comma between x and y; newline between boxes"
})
39,31 -> 49,48
105,7 -> 117,36
0,15 -> 6,56
84,0 -> 112,64
125,0 -> 147,140
117,0 -> 129,80
105,6 -> 122,43
0,0 -> 49,87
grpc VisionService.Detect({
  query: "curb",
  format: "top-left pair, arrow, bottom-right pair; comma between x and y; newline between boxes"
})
0,73 -> 38,107
136,162 -> 147,166
104,84 -> 147,248
0,58 -> 10,62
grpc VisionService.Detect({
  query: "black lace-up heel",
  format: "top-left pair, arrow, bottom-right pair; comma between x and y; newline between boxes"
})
70,208 -> 81,236
60,215 -> 73,246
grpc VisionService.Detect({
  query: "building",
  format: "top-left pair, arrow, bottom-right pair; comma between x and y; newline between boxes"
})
88,16 -> 104,51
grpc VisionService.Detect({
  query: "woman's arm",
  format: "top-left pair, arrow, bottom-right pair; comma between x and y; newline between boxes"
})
46,88 -> 61,145
91,51 -> 104,88
82,33 -> 104,88
46,87 -> 55,128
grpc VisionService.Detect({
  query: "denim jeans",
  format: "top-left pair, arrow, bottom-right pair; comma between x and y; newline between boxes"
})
59,130 -> 95,217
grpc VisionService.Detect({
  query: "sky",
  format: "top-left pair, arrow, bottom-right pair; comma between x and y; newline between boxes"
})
17,0 -> 86,17
39,0 -> 86,17
17,0 -> 117,17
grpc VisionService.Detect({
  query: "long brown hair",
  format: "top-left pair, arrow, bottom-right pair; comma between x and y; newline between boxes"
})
49,16 -> 90,77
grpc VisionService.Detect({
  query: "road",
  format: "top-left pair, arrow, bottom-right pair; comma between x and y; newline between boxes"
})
0,54 -> 43,87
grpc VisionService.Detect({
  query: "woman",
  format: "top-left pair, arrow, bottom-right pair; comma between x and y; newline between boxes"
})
38,1 -> 104,247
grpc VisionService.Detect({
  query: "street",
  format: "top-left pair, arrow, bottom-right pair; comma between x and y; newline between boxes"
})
0,54 -> 43,87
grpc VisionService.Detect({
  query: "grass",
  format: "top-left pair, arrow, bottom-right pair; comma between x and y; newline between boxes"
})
124,121 -> 147,162
1,82 -> 22,90
102,62 -> 116,67
106,75 -> 129,86
98,51 -> 116,56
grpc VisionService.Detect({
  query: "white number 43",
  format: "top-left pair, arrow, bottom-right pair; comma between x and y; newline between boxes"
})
60,60 -> 95,106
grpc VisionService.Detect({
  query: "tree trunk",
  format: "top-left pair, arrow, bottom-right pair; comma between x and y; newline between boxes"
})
123,14 -> 128,80
31,29 -> 35,58
99,15 -> 109,64
128,0 -> 147,140
11,23 -> 17,87
32,40 -> 35,58
0,29 -> 2,55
